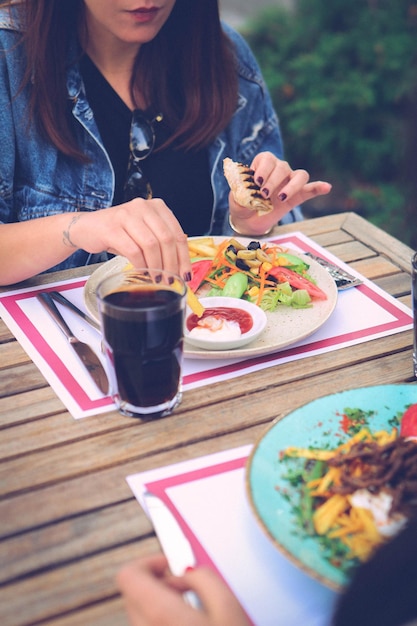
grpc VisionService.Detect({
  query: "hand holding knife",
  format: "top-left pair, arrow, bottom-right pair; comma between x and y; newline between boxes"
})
143,492 -> 201,608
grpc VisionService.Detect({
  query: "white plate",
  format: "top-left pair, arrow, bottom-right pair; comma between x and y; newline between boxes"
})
84,237 -> 338,360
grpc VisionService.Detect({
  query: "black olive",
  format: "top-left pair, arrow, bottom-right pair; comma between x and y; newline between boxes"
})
247,241 -> 261,250
226,244 -> 238,254
236,258 -> 250,271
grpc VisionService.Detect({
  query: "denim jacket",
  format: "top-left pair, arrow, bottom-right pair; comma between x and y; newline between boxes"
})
0,10 -> 302,271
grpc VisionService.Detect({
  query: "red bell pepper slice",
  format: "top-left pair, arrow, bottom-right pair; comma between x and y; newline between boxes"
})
188,259 -> 213,292
267,266 -> 328,300
400,404 -> 417,438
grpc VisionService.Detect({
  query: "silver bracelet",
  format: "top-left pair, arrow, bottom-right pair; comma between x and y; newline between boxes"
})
228,214 -> 274,237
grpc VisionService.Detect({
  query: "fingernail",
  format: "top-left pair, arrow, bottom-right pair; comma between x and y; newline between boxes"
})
168,276 -> 174,285
184,271 -> 192,282
257,176 -> 264,186
155,274 -> 162,283
279,192 -> 287,202
261,188 -> 269,197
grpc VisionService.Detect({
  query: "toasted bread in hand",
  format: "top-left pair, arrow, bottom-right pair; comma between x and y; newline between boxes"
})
223,157 -> 273,216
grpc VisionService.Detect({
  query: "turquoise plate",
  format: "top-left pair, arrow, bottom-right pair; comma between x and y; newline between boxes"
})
246,384 -> 417,591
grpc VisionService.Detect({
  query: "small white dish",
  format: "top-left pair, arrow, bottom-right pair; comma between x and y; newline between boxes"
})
184,296 -> 267,351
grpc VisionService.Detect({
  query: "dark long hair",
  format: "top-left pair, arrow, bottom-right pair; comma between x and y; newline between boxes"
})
2,0 -> 238,160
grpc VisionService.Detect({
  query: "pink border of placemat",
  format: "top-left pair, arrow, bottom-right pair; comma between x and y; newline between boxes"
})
144,455 -> 247,570
144,454 -> 250,624
0,281 -> 112,412
0,233 -> 412,415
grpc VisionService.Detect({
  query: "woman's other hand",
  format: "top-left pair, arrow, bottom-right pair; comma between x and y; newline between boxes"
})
67,197 -> 192,281
117,554 -> 251,626
228,151 -> 332,236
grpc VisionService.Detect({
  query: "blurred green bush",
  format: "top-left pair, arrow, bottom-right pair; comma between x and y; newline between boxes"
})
242,0 -> 417,247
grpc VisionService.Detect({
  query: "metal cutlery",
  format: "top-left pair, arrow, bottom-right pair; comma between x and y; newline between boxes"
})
36,292 -> 109,395
143,492 -> 200,608
49,290 -> 101,331
304,252 -> 363,290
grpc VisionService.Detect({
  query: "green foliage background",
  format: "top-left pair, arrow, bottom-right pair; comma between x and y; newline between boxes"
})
241,0 -> 417,248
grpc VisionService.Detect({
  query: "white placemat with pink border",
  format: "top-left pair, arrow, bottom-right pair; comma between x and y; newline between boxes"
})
126,444 -> 338,626
0,232 -> 412,419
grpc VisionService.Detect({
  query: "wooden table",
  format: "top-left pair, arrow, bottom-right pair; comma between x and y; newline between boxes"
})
0,212 -> 415,626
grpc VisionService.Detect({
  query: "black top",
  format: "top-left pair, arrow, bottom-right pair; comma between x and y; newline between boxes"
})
79,55 -> 213,236
332,513 -> 417,626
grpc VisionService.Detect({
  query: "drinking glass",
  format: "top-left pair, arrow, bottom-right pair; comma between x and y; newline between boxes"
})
412,252 -> 417,378
96,269 -> 187,418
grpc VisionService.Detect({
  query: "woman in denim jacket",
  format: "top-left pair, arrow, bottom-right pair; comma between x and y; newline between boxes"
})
0,0 -> 331,286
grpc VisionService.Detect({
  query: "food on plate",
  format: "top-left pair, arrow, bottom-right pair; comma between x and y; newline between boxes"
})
188,236 -> 328,311
186,306 -> 253,343
400,403 -> 417,438
223,157 -> 273,215
279,404 -> 417,575
186,285 -> 205,318
188,316 -> 241,342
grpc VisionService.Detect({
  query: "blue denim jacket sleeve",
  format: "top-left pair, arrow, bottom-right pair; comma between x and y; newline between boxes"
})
0,10 -> 116,270
208,23 -> 303,235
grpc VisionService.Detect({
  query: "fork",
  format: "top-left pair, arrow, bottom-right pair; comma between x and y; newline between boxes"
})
304,252 -> 363,291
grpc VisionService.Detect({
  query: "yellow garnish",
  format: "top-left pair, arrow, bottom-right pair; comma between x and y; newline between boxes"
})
187,286 -> 205,318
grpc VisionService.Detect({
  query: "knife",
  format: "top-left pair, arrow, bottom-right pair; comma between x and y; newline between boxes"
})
36,292 -> 109,396
143,491 -> 200,608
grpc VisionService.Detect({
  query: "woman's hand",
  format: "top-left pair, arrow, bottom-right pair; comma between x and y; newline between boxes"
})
67,197 -> 192,281
228,151 -> 332,236
117,554 -> 251,626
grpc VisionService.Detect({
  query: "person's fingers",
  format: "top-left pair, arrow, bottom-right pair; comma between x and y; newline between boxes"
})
251,152 -> 292,197
182,567 -> 251,626
270,168 -> 310,203
117,556 -> 196,626
281,180 -> 332,207
250,153 -> 332,209
117,555 -> 169,595
85,199 -> 191,280
148,201 -> 191,280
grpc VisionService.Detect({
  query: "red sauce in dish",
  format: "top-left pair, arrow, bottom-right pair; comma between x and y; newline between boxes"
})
186,307 -> 253,334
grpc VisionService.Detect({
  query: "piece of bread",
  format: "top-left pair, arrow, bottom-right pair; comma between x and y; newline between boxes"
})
223,157 -> 273,215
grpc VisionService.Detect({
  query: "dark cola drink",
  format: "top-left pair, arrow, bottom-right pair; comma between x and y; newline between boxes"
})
100,287 -> 185,418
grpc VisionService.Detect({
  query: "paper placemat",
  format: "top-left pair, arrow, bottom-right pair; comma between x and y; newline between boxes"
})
126,445 -> 338,626
0,233 -> 412,418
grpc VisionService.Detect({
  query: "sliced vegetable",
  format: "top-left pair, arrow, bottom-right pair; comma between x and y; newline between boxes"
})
400,403 -> 417,438
274,252 -> 309,271
222,272 -> 248,298
186,237 -> 328,310
300,460 -> 326,534
268,266 -> 328,300
188,259 -> 213,292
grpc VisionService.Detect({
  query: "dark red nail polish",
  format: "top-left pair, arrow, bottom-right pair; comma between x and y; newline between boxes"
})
279,193 -> 287,202
184,272 -> 192,282
257,176 -> 264,186
262,188 -> 269,197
